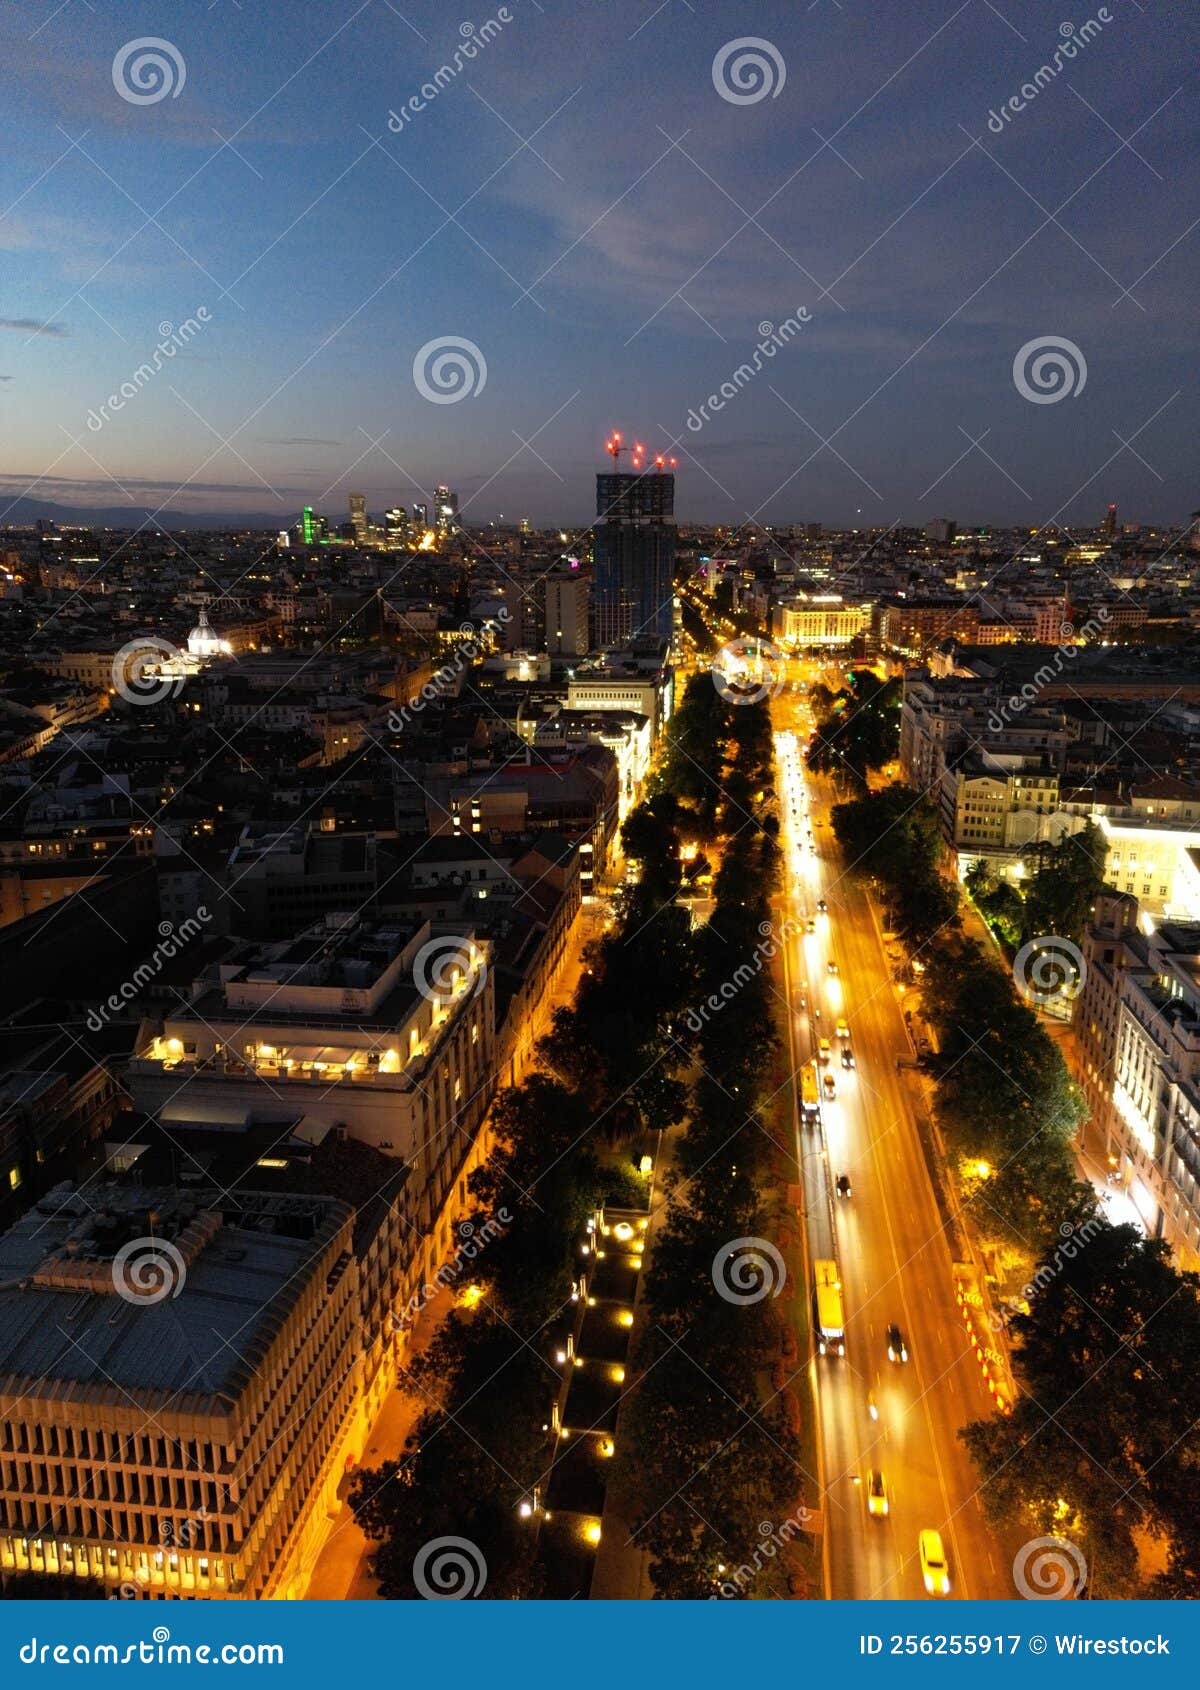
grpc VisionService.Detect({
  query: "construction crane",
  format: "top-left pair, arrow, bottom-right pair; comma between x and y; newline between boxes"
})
603,432 -> 677,472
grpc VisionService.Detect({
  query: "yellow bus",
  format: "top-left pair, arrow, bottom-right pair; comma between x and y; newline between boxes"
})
813,1259 -> 845,1356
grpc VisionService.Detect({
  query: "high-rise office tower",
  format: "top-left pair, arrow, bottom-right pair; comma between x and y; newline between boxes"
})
412,502 -> 428,533
349,492 -> 368,544
1103,502 -> 1117,539
592,470 -> 675,647
434,486 -> 458,533
299,506 -> 328,546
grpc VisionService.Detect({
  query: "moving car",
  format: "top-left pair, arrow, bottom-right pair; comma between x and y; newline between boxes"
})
841,1047 -> 856,1070
816,898 -> 828,913
827,960 -> 839,976
805,918 -> 816,934
867,1470 -> 889,1518
823,1072 -> 836,1100
818,1037 -> 831,1064
836,1020 -> 850,1040
886,1324 -> 909,1363
919,1529 -> 951,1595
835,1173 -> 852,1198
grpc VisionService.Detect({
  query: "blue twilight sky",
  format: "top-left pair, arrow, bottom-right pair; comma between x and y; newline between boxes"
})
0,0 -> 1197,531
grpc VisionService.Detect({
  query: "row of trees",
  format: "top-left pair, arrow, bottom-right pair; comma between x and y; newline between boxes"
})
831,784 -> 960,950
964,1221 -> 1200,1598
618,698 -> 805,1598
806,668 -> 902,792
351,781 -> 698,1598
828,783 -> 1088,1253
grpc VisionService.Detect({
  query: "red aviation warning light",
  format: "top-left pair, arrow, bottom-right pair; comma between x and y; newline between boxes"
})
604,433 -> 676,472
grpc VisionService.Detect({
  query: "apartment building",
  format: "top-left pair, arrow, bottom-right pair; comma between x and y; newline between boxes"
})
1075,897 -> 1200,1271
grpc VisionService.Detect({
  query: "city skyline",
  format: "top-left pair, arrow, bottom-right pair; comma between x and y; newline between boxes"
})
1,1 -> 1197,527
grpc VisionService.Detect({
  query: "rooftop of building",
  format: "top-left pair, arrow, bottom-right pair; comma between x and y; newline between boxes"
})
0,1181 -> 351,1414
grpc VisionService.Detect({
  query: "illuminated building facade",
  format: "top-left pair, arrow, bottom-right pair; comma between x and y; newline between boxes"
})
0,1185 -> 358,1599
772,595 -> 872,648
129,914 -> 494,1164
1075,895 -> 1200,1270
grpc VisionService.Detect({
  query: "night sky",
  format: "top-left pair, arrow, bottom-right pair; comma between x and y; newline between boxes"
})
2,0 -> 1197,528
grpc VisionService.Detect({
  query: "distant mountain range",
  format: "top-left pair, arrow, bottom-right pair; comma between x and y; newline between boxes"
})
0,496 -> 283,532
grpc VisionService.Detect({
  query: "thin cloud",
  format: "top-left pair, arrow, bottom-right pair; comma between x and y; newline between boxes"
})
256,437 -> 343,447
0,318 -> 67,337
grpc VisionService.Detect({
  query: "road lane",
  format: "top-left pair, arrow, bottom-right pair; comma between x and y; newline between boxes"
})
774,712 -> 1010,1602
